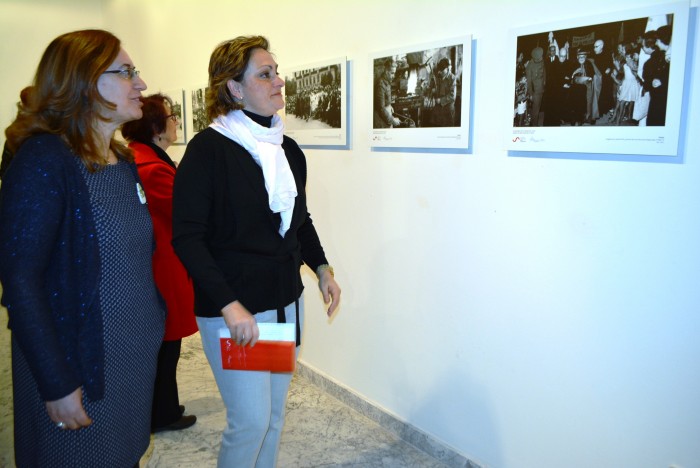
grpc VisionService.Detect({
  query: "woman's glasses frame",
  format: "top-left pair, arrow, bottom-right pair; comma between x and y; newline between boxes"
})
102,67 -> 140,80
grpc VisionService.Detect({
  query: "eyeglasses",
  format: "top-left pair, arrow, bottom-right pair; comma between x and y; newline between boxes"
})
102,67 -> 140,80
166,114 -> 179,122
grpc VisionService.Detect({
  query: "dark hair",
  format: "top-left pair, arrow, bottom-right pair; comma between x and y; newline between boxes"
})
625,43 -> 640,57
656,25 -> 672,46
437,57 -> 451,72
4,29 -> 133,170
642,31 -> 658,49
121,93 -> 172,144
206,35 -> 269,122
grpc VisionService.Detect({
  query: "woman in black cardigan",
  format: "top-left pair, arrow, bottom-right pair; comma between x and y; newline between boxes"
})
172,35 -> 341,467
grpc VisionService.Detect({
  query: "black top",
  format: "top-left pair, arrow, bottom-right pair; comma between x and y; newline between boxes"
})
172,126 -> 328,317
243,109 -> 273,128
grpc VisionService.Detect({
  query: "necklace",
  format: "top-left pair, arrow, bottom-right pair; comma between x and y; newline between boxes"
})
104,148 -> 118,165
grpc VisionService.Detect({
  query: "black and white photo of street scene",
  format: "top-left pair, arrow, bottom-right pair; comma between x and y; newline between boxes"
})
373,43 -> 464,129
190,86 -> 208,134
284,63 -> 342,130
164,89 -> 186,144
514,13 -> 674,128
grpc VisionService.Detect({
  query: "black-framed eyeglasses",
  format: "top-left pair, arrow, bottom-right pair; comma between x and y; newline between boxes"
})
166,114 -> 179,122
102,67 -> 140,80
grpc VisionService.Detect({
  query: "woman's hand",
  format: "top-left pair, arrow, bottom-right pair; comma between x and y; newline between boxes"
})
222,300 -> 259,347
45,387 -> 92,430
318,270 -> 341,317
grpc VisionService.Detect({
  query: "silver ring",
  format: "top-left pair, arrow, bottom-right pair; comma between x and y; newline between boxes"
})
56,421 -> 66,429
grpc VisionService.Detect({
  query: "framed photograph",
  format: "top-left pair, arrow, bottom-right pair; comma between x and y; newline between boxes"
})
187,85 -> 208,141
163,88 -> 186,145
507,1 -> 689,156
369,35 -> 471,150
283,57 -> 347,146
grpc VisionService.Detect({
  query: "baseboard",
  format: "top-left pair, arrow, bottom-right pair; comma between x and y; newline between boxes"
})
296,360 -> 484,468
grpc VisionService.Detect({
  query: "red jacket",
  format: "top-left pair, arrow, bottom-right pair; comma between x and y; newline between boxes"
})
130,141 -> 198,341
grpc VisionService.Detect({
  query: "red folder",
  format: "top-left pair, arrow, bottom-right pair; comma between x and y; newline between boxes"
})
219,324 -> 296,372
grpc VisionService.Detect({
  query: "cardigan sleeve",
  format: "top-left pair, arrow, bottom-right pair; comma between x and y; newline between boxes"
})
298,210 -> 329,273
0,139 -> 82,400
284,137 -> 329,272
283,136 -> 328,272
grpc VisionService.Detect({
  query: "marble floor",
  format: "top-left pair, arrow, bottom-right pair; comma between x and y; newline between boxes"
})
0,311 -> 450,467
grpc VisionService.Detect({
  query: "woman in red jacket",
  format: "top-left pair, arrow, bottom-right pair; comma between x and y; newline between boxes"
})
122,94 -> 198,433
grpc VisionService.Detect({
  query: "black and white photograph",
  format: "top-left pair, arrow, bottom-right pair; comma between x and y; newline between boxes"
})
507,1 -> 689,156
189,85 -> 208,138
163,88 -> 186,144
370,36 -> 471,149
283,57 -> 347,146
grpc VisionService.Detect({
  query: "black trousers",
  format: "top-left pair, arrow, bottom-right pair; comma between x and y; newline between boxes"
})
151,339 -> 182,429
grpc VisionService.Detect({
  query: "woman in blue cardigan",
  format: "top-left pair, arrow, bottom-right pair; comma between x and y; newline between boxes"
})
0,29 -> 164,467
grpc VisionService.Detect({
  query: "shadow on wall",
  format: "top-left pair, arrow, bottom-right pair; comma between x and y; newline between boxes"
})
368,236 -> 502,467
388,338 -> 502,467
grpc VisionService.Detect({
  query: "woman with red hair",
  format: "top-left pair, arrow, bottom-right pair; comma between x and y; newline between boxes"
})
122,93 -> 198,434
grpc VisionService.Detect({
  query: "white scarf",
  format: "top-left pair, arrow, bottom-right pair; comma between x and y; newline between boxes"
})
210,110 -> 297,237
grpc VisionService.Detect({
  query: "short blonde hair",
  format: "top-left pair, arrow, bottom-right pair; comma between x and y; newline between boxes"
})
206,35 -> 269,122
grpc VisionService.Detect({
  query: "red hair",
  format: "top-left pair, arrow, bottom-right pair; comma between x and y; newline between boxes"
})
121,93 -> 172,144
5,29 -> 133,170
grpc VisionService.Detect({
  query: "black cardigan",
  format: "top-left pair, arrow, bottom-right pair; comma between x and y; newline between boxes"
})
172,127 -> 328,317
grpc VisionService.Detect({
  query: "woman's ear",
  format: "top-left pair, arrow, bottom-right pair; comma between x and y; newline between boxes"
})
227,80 -> 241,100
152,124 -> 161,140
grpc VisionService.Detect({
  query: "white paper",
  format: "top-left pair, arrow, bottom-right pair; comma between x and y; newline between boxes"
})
219,323 -> 295,342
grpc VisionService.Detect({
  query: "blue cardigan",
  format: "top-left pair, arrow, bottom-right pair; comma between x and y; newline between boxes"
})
0,134 -> 108,401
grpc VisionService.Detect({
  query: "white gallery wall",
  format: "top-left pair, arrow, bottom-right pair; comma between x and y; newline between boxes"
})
0,0 -> 104,127
1,0 -> 699,467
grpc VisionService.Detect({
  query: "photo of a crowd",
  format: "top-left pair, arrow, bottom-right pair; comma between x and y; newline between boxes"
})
373,44 -> 464,129
514,13 -> 674,128
164,89 -> 186,144
190,86 -> 208,134
284,64 -> 342,130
